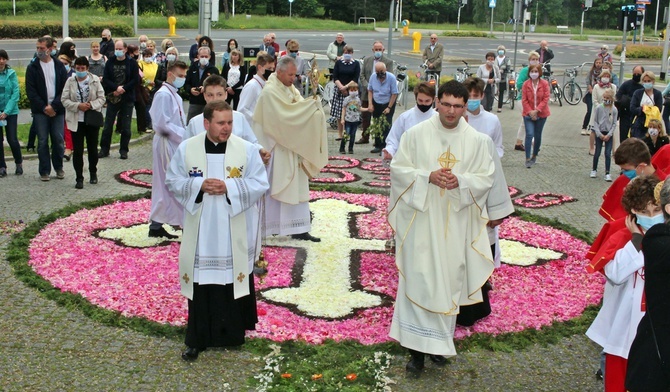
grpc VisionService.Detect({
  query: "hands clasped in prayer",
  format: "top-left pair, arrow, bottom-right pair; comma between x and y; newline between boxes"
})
201,178 -> 227,195
430,167 -> 459,190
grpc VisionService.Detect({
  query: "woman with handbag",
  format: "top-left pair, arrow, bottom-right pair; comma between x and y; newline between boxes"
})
62,56 -> 106,189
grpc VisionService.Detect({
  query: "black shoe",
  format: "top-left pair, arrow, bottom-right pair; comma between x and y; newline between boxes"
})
0,168 -> 6,178
429,355 -> 448,366
181,347 -> 200,361
64,153 -> 72,162
148,227 -> 179,239
348,150 -> 354,154
99,149 -> 109,158
90,176 -> 98,185
595,368 -> 603,381
339,149 -> 345,154
370,148 -> 382,154
15,164 -> 23,175
355,138 -> 369,145
406,350 -> 425,378
75,180 -> 83,189
291,232 -> 321,242
120,152 -> 128,160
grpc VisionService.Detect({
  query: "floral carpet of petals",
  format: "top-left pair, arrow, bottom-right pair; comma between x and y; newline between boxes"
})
26,187 -> 604,345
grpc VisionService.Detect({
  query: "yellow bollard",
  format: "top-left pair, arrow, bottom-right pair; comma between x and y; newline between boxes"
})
402,19 -> 410,36
168,16 -> 177,37
411,31 -> 421,53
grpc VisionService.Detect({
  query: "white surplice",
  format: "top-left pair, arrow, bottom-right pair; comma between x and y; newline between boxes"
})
467,108 -> 513,267
148,82 -> 186,226
586,240 -> 645,358
183,110 -> 261,146
384,107 -> 437,157
237,75 -> 265,126
166,133 -> 269,299
388,116 -> 496,356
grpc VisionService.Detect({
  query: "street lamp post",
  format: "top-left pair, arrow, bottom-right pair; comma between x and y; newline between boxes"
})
289,0 -> 293,18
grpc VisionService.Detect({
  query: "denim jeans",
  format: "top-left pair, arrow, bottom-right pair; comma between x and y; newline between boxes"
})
592,133 -> 613,173
341,121 -> 359,152
523,116 -> 547,160
71,122 -> 99,182
100,100 -> 133,154
0,114 -> 23,168
33,113 -> 64,176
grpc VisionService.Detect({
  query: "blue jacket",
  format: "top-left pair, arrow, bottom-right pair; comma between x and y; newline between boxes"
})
0,66 -> 20,115
25,56 -> 68,115
102,55 -> 140,103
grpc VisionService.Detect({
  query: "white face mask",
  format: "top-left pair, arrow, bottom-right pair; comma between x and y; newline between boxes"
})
144,57 -> 153,63
649,128 -> 660,137
529,60 -> 539,66
199,57 -> 209,67
529,72 -> 540,80
172,76 -> 186,89
600,77 -> 610,84
349,91 -> 358,97
166,54 -> 176,62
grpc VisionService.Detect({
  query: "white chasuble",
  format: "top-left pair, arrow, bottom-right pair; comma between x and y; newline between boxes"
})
166,132 -> 269,300
388,116 -> 496,356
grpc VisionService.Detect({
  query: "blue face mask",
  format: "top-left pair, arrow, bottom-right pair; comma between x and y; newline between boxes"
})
643,82 -> 653,90
343,54 -> 352,61
374,51 -> 383,59
75,71 -> 87,79
289,52 -> 297,59
114,50 -> 124,58
51,49 -> 57,56
467,99 -> 481,111
622,169 -> 637,180
636,213 -> 665,230
64,65 -> 70,73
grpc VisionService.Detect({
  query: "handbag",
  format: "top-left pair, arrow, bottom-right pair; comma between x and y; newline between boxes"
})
77,79 -> 105,127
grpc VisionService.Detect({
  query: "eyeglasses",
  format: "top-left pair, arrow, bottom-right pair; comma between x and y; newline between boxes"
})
439,102 -> 465,109
289,50 -> 299,53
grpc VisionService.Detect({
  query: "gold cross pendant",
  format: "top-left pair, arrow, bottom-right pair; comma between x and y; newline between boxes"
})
437,146 -> 459,196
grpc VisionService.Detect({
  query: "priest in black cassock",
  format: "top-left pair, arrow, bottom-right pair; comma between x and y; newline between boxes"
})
166,100 -> 269,361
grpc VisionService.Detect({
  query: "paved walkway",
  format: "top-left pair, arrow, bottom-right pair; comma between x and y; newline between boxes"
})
0,98 -> 608,390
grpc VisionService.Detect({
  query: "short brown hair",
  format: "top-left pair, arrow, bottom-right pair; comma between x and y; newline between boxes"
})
256,53 -> 274,67
202,74 -> 228,91
414,81 -> 435,98
167,60 -> 188,73
621,175 -> 660,213
462,77 -> 485,95
614,138 -> 651,166
203,100 -> 232,122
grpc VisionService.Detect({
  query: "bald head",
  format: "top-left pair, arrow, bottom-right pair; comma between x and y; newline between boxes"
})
374,62 -> 387,73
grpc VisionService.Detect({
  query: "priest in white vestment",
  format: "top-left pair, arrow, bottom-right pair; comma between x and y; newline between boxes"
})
388,81 -> 496,377
147,60 -> 188,239
166,101 -> 269,361
237,53 -> 275,127
252,56 -> 328,242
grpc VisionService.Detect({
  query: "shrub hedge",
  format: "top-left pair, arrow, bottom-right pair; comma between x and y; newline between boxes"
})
613,44 -> 663,59
0,21 -> 133,39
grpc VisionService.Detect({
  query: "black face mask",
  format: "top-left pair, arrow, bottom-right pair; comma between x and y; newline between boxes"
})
632,74 -> 642,83
263,69 -> 274,80
377,71 -> 386,79
417,103 -> 433,113
101,37 -> 108,42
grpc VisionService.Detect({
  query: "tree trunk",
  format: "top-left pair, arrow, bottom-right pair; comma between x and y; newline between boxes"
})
165,0 -> 176,15
223,0 -> 230,19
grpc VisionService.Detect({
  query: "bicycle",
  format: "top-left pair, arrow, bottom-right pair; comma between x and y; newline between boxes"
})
562,63 -> 586,105
506,70 -> 517,110
542,62 -> 562,107
417,60 -> 439,99
454,60 -> 472,83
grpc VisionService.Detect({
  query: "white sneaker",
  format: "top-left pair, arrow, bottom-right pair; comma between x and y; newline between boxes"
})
590,170 -> 597,178
604,174 -> 612,182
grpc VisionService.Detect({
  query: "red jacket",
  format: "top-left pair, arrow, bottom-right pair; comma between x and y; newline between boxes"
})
521,78 -> 551,118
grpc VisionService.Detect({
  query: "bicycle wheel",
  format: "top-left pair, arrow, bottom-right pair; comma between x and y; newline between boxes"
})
553,85 -> 563,107
563,82 -> 583,105
508,89 -> 515,109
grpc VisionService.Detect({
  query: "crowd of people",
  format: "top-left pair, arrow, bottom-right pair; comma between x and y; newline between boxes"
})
1,31 -> 669,390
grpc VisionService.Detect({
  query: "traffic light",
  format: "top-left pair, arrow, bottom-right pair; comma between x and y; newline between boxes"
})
618,5 -> 636,31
